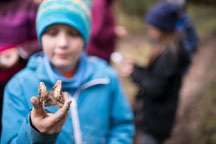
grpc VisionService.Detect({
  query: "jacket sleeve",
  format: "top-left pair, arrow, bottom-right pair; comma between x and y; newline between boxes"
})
90,0 -> 116,44
107,73 -> 134,144
130,50 -> 177,100
1,77 -> 58,144
17,40 -> 41,59
17,1 -> 41,59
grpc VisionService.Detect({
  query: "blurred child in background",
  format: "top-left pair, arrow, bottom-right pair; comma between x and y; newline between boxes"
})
120,2 -> 190,144
1,0 -> 134,143
0,0 -> 41,135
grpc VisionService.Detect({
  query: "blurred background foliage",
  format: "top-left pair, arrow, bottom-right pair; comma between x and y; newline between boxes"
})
120,0 -> 216,17
115,0 -> 216,36
188,0 -> 216,5
121,0 -> 157,16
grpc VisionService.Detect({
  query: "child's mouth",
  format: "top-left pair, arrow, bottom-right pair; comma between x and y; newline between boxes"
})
56,53 -> 68,59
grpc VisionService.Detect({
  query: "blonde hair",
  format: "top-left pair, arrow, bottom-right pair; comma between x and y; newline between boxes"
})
148,29 -> 182,66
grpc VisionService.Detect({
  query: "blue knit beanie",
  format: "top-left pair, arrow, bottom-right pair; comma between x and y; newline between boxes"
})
36,0 -> 91,47
145,2 -> 180,31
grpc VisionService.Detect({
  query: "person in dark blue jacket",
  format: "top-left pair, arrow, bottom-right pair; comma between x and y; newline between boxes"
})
120,2 -> 190,144
1,0 -> 134,143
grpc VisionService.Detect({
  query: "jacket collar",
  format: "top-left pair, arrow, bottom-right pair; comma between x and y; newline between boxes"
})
28,52 -> 93,89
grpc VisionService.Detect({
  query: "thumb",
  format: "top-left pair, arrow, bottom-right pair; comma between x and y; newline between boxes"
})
53,99 -> 72,122
30,96 -> 46,116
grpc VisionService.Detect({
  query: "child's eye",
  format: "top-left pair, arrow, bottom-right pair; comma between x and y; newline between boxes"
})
68,30 -> 81,37
44,29 -> 58,36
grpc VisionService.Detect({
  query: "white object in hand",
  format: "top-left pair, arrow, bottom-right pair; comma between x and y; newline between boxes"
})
0,55 -> 8,65
111,52 -> 125,66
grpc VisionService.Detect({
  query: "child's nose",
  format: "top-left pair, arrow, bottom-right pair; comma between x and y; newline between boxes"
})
56,32 -> 69,49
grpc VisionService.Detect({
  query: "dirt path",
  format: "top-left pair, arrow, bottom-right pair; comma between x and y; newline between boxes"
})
165,34 -> 216,144
178,34 -> 216,117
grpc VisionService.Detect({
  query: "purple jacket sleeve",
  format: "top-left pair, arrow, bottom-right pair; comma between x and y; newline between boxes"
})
90,0 -> 116,44
17,2 -> 41,59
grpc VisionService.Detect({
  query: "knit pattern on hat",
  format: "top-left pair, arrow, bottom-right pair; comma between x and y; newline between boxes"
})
36,0 -> 91,46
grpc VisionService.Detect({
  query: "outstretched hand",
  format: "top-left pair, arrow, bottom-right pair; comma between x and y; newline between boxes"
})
30,93 -> 72,134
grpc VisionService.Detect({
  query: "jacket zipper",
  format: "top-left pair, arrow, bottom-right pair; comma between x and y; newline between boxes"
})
69,78 -> 110,144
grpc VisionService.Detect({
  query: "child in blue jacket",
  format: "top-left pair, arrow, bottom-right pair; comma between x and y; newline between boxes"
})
1,0 -> 134,143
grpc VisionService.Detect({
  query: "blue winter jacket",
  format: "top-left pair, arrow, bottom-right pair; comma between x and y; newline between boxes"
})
1,52 -> 134,144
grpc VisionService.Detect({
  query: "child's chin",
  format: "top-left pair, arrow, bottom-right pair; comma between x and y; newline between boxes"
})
53,60 -> 73,67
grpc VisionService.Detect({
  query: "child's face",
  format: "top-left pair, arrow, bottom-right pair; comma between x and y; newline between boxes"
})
147,25 -> 161,43
42,24 -> 84,71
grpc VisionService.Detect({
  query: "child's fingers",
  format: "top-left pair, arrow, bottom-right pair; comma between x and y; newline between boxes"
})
30,96 -> 46,116
52,100 -> 72,122
62,92 -> 69,100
